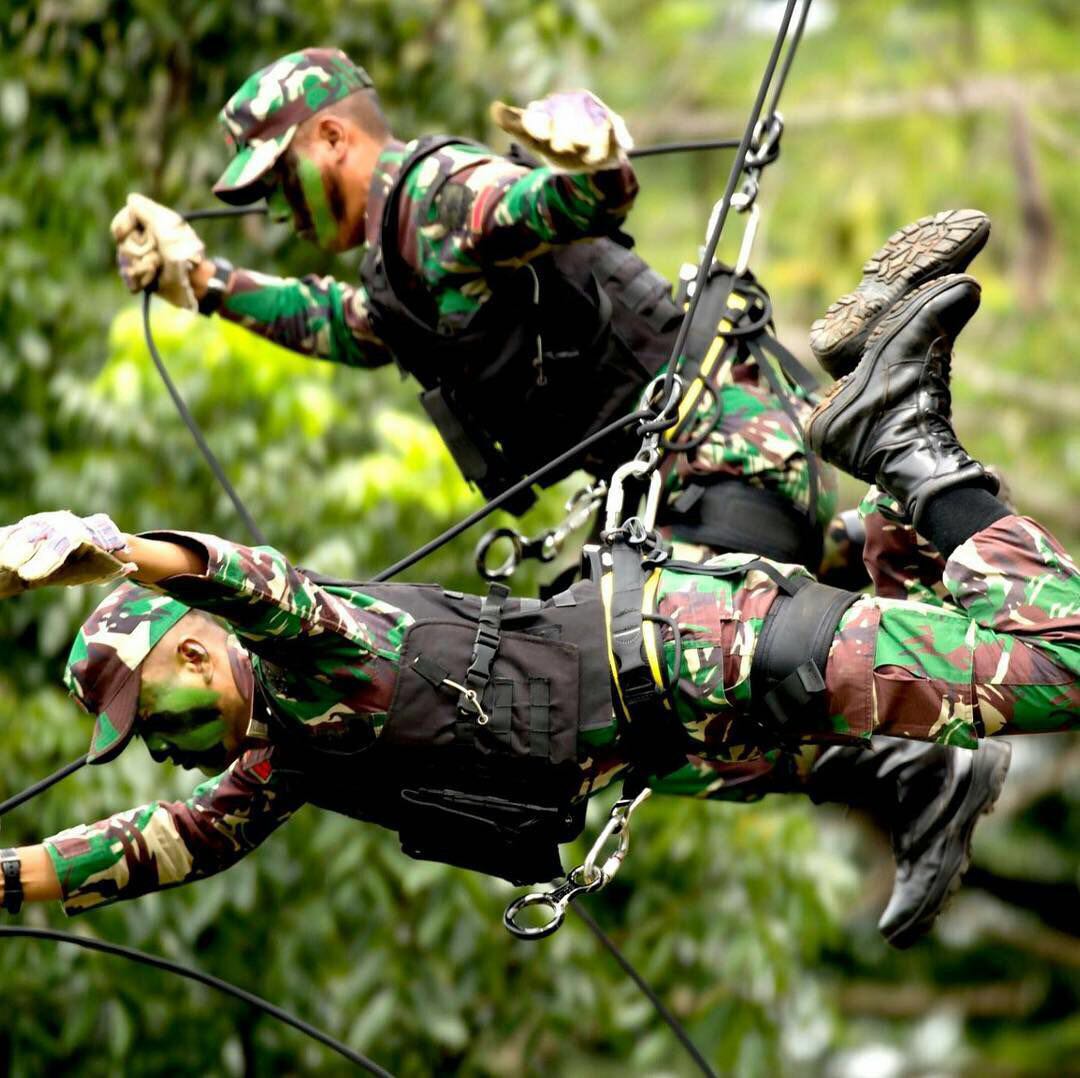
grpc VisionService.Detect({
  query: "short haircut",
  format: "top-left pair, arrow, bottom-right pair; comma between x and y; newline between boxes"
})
322,87 -> 390,140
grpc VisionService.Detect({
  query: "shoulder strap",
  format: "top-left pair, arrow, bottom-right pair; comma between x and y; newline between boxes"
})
364,136 -> 489,354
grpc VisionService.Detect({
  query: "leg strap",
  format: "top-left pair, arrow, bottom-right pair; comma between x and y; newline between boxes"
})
751,579 -> 859,738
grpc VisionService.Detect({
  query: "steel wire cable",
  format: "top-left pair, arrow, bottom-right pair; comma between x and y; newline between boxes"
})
0,927 -> 394,1076
642,0 -> 802,433
0,755 -> 87,817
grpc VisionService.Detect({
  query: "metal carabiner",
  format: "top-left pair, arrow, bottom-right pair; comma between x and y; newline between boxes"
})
731,193 -> 761,277
581,787 -> 652,883
603,457 -> 654,535
502,787 -> 652,940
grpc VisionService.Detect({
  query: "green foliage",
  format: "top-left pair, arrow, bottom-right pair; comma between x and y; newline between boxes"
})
1,1 -> 1078,1075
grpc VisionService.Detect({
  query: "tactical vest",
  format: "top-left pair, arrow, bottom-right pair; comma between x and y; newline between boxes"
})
359,136 -> 682,513
257,577 -> 614,885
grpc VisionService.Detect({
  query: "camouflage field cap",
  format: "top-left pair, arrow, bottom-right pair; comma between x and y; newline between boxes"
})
64,583 -> 192,765
213,48 -> 374,205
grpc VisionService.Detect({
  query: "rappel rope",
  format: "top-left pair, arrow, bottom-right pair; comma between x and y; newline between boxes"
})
1,4 -> 811,1074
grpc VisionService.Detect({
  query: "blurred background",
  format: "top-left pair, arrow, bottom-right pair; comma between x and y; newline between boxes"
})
1,1 -> 1078,1074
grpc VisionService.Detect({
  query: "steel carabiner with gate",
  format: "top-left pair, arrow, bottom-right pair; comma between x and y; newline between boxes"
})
503,788 -> 652,940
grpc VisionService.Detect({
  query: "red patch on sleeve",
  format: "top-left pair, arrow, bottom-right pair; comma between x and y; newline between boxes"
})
469,184 -> 503,235
249,758 -> 273,783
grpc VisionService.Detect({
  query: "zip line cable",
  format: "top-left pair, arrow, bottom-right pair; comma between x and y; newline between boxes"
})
141,292 -> 269,546
0,755 -> 87,817
571,906 -> 718,1078
643,0 -> 801,432
0,927 -> 394,1077
3,5 -> 811,1072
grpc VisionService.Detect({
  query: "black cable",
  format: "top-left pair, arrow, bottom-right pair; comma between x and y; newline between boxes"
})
640,0 -> 801,433
764,0 -> 813,122
141,292 -> 269,546
371,405 -> 652,581
0,755 -> 87,817
0,927 -> 393,1076
570,907 -> 718,1078
628,137 -> 741,159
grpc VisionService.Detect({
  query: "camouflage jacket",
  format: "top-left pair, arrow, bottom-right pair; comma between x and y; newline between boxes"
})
219,139 -> 639,363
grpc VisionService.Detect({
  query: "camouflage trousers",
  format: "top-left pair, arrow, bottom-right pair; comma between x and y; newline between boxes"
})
585,514 -> 1080,797
663,359 -> 837,532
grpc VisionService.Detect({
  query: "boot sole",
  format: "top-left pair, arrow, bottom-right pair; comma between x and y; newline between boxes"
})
809,209 -> 990,379
882,739 -> 1012,950
804,274 -> 982,470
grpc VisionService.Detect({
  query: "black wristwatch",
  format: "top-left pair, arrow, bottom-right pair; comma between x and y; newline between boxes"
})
197,256 -> 235,317
1,847 -> 23,914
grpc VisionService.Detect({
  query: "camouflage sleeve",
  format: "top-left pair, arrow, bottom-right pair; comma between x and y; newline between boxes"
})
43,745 -> 302,913
218,269 -> 393,369
858,485 -> 947,604
432,155 -> 640,269
136,530 -> 412,671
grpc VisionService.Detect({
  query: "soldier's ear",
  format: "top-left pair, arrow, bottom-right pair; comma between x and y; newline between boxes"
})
315,116 -> 347,158
178,637 -> 212,682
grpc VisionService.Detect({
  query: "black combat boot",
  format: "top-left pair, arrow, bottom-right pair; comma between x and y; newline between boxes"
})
809,209 -> 990,379
808,737 -> 1011,948
805,274 -> 998,530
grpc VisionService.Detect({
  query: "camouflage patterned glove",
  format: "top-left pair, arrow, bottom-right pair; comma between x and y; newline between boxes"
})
0,512 -> 134,599
110,193 -> 205,311
491,90 -> 633,172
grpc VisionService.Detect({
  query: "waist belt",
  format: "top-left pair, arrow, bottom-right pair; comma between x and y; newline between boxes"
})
660,478 -> 824,569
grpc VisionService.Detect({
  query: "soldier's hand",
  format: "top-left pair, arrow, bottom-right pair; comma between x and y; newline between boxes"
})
0,512 -> 135,599
110,194 -> 205,311
491,90 -> 633,173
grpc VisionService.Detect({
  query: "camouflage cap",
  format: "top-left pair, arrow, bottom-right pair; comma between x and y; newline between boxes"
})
213,48 -> 374,205
64,583 -> 191,765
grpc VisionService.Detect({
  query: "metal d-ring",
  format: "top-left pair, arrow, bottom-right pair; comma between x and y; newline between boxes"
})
502,866 -> 607,940
474,527 -> 525,581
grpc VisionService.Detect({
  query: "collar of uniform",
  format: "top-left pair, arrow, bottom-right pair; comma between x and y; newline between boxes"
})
364,138 -> 408,248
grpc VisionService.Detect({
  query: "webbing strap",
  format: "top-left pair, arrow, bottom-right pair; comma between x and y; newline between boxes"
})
745,334 -> 820,526
462,582 -> 510,715
529,678 -> 551,758
601,544 -> 689,779
751,579 -> 859,736
666,271 -> 743,438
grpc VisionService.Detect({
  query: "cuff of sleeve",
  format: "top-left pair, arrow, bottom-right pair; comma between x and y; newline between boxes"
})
135,530 -> 253,591
44,834 -> 115,916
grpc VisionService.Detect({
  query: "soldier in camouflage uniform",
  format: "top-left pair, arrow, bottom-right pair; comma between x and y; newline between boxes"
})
102,49 -> 1014,945
0,252 -> 1076,930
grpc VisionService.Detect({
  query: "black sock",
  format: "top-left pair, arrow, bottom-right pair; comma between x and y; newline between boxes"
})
920,485 -> 1010,559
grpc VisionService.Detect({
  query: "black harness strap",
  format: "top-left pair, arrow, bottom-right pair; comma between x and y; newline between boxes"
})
751,579 -> 859,737
664,478 -> 824,570
602,543 -> 691,780
462,582 -> 510,716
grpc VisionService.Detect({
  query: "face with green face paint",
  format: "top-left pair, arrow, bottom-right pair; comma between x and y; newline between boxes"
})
266,110 -> 378,252
136,616 -> 252,775
269,149 -> 349,250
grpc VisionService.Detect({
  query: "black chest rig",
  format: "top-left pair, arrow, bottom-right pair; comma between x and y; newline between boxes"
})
257,577 -> 613,885
359,136 -> 682,513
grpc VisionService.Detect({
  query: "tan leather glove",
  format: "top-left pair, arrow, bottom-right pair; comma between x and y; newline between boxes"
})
110,193 -> 205,311
491,90 -> 633,172
0,512 -> 134,599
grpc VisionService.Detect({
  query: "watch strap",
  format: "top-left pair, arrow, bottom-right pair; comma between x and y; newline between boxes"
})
1,847 -> 23,914
197,257 -> 235,317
